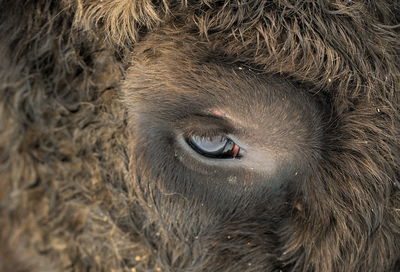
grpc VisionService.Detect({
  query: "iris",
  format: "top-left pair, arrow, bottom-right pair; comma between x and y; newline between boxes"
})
187,135 -> 241,159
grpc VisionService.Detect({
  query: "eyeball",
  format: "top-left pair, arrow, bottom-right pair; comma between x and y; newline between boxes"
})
186,135 -> 242,159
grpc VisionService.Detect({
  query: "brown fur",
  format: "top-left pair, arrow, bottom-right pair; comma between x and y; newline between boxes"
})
0,1 -> 399,271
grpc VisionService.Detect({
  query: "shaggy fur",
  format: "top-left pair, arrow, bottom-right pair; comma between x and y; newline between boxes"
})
0,0 -> 399,271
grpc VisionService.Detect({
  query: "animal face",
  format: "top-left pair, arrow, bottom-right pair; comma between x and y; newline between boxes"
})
124,33 -> 323,213
1,1 -> 399,272
118,32 -> 325,271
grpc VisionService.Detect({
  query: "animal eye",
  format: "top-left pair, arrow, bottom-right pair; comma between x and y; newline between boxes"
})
187,135 -> 242,159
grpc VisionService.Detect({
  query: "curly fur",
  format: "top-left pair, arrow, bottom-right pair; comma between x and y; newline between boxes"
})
0,0 -> 399,271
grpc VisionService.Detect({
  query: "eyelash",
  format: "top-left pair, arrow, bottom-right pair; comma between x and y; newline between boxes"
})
184,128 -> 229,139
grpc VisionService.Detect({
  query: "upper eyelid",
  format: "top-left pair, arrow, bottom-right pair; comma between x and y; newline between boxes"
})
191,112 -> 231,123
184,128 -> 229,139
176,113 -> 236,135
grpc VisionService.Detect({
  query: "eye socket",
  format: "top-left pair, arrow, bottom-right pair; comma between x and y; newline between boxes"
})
186,135 -> 242,159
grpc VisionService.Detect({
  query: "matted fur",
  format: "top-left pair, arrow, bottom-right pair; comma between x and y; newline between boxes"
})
0,0 -> 399,271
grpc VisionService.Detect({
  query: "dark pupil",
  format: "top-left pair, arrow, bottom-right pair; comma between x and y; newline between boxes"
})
188,135 -> 235,158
